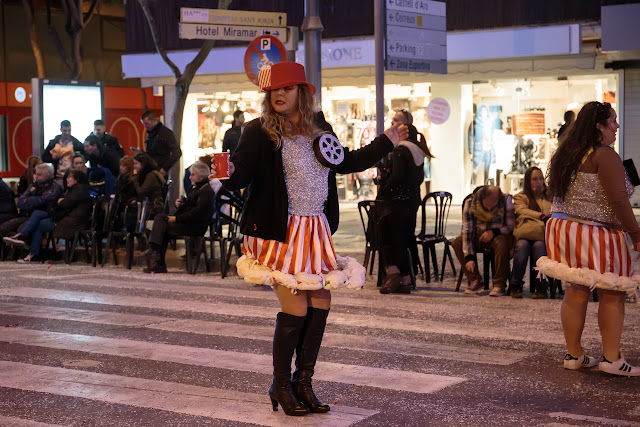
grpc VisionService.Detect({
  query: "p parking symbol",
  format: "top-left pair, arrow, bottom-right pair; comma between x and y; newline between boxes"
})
260,38 -> 271,50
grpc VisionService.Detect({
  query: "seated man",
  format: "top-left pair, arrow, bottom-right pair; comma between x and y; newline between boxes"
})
451,185 -> 514,297
0,163 -> 63,237
84,134 -> 120,177
140,161 -> 215,273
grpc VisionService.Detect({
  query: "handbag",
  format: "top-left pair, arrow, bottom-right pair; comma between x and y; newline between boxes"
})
513,217 -> 545,241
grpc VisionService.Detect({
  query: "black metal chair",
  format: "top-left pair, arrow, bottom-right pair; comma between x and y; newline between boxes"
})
64,197 -> 103,265
415,191 -> 455,282
213,187 -> 244,278
357,200 -> 381,275
102,197 -> 149,269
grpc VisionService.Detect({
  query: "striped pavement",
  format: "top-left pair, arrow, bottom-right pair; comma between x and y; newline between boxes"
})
1,262 -> 640,426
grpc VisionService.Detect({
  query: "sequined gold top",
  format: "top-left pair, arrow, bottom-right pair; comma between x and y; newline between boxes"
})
551,172 -> 633,227
282,135 -> 329,216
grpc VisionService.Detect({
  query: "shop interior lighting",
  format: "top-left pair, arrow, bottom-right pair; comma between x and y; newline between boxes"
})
222,102 -> 230,113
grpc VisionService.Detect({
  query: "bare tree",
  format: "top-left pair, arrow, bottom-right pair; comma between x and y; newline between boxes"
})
137,0 -> 232,158
45,0 -> 103,79
21,0 -> 46,78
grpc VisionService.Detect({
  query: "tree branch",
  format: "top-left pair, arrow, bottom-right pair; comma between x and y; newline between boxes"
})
21,0 -> 46,78
45,0 -> 72,71
137,0 -> 182,79
84,0 -> 102,24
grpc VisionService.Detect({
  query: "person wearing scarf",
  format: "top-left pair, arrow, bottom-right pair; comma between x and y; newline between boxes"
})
451,185 -> 514,296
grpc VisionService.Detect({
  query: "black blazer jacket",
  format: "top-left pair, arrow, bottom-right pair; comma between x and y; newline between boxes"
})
223,114 -> 393,242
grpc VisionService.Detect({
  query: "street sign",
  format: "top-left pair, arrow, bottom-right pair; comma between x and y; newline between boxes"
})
386,10 -> 445,31
244,35 -> 287,86
386,57 -> 447,74
386,0 -> 446,16
385,0 -> 446,74
181,8 -> 287,27
387,26 -> 446,45
386,40 -> 446,61
179,23 -> 287,43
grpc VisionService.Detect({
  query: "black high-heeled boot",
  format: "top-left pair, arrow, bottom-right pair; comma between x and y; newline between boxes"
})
269,312 -> 308,416
292,307 -> 331,413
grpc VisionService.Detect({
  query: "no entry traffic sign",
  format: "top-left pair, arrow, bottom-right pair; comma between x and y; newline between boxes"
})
244,35 -> 287,86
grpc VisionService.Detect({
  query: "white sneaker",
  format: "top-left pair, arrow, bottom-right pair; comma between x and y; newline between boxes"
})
3,233 -> 27,247
564,353 -> 597,370
489,286 -> 504,297
17,253 -> 38,264
599,354 -> 640,377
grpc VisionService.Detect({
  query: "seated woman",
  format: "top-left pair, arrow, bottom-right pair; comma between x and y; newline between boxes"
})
510,166 -> 551,299
140,161 -> 215,273
132,152 -> 166,218
7,169 -> 91,263
376,115 -> 431,294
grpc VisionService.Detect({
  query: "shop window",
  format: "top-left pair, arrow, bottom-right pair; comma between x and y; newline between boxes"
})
0,115 -> 7,172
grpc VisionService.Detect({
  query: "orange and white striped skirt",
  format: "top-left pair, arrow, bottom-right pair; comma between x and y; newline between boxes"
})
536,217 -> 639,294
235,214 -> 366,291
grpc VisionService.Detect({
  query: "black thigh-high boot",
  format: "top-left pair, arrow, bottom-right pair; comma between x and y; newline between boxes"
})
269,312 -> 308,416
292,307 -> 331,413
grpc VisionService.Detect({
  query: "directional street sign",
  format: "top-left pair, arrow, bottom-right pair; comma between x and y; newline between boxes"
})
386,26 -> 446,45
384,0 -> 446,74
386,0 -> 446,16
386,40 -> 446,61
181,8 -> 287,27
386,57 -> 447,74
179,23 -> 287,43
386,10 -> 446,31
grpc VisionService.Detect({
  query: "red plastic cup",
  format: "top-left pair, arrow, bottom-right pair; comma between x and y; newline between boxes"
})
213,152 -> 230,179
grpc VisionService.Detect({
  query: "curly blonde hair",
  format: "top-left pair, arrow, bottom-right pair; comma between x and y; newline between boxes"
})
261,85 -> 320,149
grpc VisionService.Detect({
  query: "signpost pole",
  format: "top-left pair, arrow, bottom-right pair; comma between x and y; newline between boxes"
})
286,26 -> 298,62
375,0 -> 385,135
302,0 -> 323,105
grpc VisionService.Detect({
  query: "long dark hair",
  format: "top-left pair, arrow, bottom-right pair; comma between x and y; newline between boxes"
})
407,124 -> 434,159
133,152 -> 158,184
523,166 -> 547,212
547,101 -> 613,200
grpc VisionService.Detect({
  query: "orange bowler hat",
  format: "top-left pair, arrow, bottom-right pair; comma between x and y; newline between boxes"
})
260,62 -> 316,95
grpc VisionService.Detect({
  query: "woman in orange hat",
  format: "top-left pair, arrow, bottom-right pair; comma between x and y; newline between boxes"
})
216,61 -> 407,416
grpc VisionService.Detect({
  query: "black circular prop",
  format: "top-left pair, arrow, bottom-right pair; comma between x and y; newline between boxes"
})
313,133 -> 345,170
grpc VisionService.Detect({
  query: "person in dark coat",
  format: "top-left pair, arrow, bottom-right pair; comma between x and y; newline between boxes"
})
140,110 -> 182,177
140,161 -> 215,273
4,169 -> 90,263
17,156 -> 42,196
222,110 -> 245,156
376,121 -> 429,294
557,110 -> 575,139
132,152 -> 166,217
42,120 -> 85,184
0,176 -> 17,225
0,163 -> 62,237
219,62 -> 407,417
91,119 -> 125,157
84,134 -> 120,178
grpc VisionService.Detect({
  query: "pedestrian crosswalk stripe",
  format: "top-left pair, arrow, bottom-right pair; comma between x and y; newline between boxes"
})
0,328 -> 466,394
0,302 -> 528,365
0,286 -> 574,344
0,415 -> 65,427
0,361 -> 377,426
549,412 -> 640,426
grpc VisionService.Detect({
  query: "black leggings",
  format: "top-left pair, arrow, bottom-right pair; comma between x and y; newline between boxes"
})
379,202 -> 418,276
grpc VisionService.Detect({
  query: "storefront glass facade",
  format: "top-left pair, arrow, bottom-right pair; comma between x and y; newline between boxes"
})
185,71 -> 618,201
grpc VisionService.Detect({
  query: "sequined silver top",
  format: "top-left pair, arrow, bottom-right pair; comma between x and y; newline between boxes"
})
552,172 -> 634,227
282,135 -> 329,216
